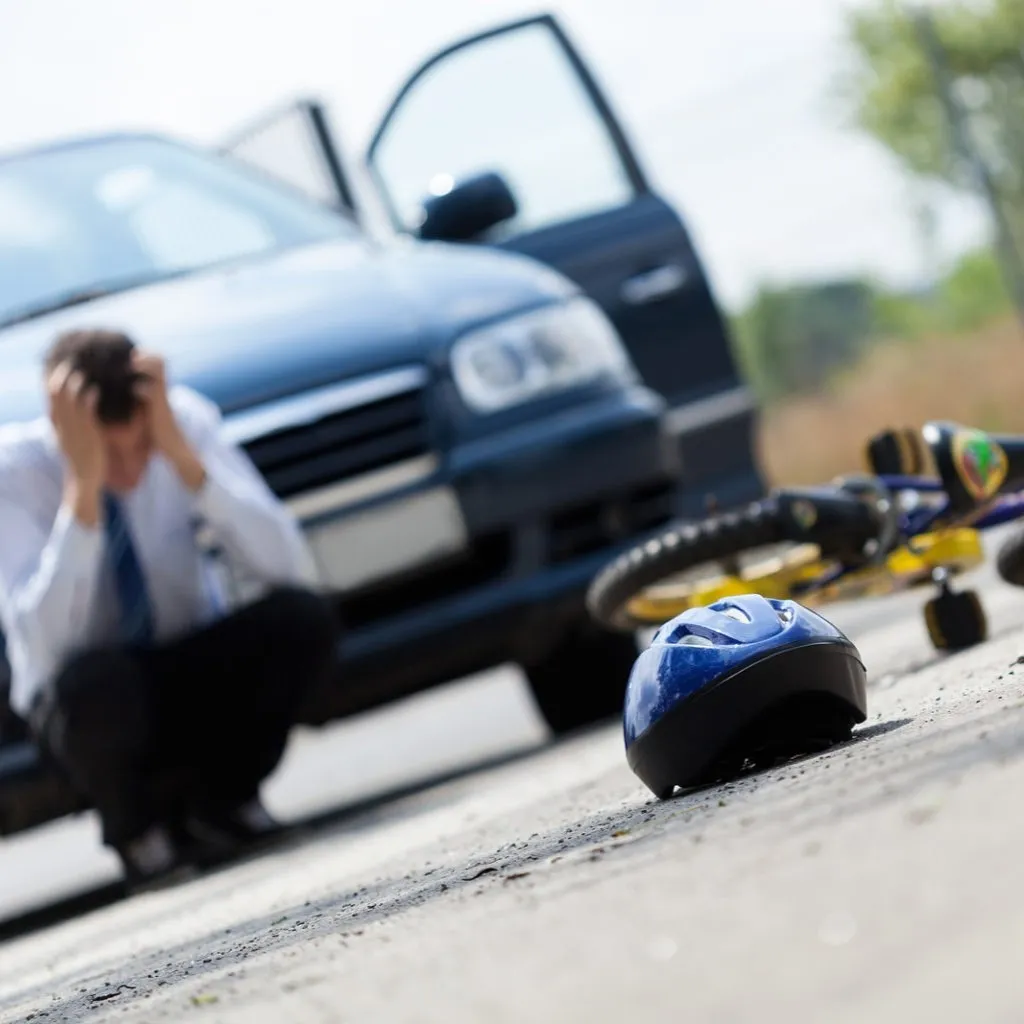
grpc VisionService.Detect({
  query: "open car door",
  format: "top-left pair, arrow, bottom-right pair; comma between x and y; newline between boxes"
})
220,16 -> 763,511
362,15 -> 762,509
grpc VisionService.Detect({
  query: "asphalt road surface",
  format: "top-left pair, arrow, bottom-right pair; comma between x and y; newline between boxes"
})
2,537 -> 1024,1022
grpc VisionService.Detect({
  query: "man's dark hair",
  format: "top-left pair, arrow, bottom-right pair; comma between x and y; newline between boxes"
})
43,328 -> 142,424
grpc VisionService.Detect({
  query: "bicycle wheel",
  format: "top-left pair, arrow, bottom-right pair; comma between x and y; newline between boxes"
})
586,502 -> 809,632
587,483 -> 888,633
995,525 -> 1024,587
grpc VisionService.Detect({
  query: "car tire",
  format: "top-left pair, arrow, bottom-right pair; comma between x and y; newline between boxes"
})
0,666 -> 28,748
526,621 -> 640,736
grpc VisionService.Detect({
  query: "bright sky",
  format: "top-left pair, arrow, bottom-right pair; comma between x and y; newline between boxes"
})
1,0 -> 992,310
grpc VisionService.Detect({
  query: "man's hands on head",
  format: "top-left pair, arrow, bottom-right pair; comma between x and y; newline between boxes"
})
48,362 -> 105,528
48,350 -> 208,529
132,350 -> 207,493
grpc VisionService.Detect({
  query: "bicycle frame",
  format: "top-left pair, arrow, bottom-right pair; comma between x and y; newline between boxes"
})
604,422 -> 1024,631
787,476 -> 1024,603
880,475 -> 1024,532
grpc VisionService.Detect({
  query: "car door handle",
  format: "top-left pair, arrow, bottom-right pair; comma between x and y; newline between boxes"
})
620,263 -> 688,305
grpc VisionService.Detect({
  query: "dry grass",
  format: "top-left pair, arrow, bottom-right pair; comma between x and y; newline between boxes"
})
758,316 -> 1024,486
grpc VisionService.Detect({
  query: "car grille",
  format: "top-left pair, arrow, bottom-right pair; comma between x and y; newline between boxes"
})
241,382 -> 431,500
546,482 -> 675,564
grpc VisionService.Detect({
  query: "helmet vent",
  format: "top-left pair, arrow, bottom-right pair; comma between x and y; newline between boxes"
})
721,605 -> 752,623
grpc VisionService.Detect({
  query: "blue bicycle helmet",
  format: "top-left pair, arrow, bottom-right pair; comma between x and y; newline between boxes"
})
624,594 -> 867,798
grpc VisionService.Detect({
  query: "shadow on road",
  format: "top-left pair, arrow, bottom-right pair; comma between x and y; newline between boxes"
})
0,741 -> 544,946
0,712 -> 925,945
852,717 -> 915,742
6,692 -> 1018,1023
1,700 -> 972,1024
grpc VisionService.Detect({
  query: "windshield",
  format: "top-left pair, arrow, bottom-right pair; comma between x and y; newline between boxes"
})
0,135 -> 359,326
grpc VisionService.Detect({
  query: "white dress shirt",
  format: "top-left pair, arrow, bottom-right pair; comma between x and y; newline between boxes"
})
0,384 -> 318,718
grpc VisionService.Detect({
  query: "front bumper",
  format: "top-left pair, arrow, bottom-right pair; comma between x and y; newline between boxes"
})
315,384 -> 679,655
295,381 -> 764,720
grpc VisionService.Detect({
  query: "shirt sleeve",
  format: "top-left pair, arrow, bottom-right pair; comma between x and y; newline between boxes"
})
173,387 -> 319,589
0,492 -> 104,715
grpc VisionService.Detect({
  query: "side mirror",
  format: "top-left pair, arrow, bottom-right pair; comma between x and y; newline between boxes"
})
417,172 -> 517,243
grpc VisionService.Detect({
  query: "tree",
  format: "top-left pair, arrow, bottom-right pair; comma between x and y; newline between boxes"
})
731,280 -> 877,401
729,251 -> 1011,403
839,0 -> 1024,250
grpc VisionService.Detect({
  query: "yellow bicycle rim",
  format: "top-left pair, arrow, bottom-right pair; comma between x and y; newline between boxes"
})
622,529 -> 985,625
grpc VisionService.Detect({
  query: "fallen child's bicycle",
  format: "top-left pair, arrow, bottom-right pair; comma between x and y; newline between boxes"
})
586,421 -> 1024,651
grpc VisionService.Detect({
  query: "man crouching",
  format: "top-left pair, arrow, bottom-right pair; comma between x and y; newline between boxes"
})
0,328 -> 338,889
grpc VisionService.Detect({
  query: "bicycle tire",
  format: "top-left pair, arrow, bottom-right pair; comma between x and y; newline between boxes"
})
586,499 -> 787,632
995,526 -> 1024,587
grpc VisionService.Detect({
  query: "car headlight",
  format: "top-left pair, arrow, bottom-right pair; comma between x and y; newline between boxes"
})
450,297 -> 636,413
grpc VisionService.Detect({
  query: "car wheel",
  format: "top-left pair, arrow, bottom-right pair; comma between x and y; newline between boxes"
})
525,621 -> 640,736
0,671 -> 28,747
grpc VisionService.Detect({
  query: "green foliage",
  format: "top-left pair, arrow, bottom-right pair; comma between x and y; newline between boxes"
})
735,0 -> 1024,405
870,288 -> 937,340
939,246 -> 1012,328
731,247 -> 1010,404
839,0 -> 1024,248
730,280 -> 876,401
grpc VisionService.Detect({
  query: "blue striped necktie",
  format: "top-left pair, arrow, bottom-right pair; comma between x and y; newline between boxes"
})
102,491 -> 156,646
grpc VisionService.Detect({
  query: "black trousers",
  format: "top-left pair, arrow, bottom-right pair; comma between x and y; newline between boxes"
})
30,587 -> 339,848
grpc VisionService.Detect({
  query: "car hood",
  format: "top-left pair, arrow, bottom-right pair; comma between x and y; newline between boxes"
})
0,236 -> 576,422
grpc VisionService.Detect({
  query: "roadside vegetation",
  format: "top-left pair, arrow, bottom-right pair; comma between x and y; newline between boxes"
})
734,0 -> 1024,485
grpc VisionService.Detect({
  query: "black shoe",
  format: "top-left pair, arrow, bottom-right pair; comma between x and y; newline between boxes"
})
180,798 -> 287,865
116,825 -> 193,893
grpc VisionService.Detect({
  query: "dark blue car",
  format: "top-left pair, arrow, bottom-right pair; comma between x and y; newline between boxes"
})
0,15 -> 763,836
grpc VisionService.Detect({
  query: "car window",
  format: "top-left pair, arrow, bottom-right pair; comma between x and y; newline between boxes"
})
96,164 -> 276,270
0,136 -> 358,325
369,21 -> 637,238
222,103 -> 353,210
